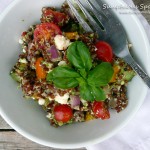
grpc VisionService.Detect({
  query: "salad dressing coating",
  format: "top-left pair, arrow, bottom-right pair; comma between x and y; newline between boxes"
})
10,3 -> 135,127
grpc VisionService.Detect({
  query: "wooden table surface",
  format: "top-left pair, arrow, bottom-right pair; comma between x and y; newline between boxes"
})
0,0 -> 150,149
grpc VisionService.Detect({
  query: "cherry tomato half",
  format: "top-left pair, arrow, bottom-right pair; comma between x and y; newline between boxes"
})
54,104 -> 73,123
34,23 -> 62,42
35,57 -> 46,80
42,8 -> 69,26
92,101 -> 110,120
95,41 -> 113,62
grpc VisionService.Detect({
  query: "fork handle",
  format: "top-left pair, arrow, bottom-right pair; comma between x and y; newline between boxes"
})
124,54 -> 150,88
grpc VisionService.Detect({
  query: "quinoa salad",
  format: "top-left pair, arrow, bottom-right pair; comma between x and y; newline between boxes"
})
10,2 -> 135,127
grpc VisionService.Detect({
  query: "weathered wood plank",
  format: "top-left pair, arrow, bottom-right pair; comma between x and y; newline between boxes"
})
0,131 -> 52,150
0,115 -> 85,149
0,116 -> 12,129
0,131 -> 86,150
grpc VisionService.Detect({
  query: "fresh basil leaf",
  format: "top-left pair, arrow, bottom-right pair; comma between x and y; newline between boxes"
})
90,86 -> 106,101
77,77 -> 106,101
76,77 -> 86,85
67,41 -> 92,71
46,66 -> 81,89
46,72 -> 54,81
46,66 -> 80,81
79,84 -> 94,101
79,69 -> 87,78
77,77 -> 94,101
87,62 -> 114,87
53,78 -> 79,89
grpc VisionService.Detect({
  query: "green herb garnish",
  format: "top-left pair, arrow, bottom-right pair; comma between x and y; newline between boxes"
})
67,41 -> 92,72
46,66 -> 80,89
47,41 -> 114,101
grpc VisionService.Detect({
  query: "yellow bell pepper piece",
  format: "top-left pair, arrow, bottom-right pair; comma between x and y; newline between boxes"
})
64,32 -> 79,40
85,112 -> 95,121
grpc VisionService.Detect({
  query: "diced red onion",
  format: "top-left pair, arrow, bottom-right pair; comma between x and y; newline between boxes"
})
47,45 -> 61,62
70,95 -> 81,108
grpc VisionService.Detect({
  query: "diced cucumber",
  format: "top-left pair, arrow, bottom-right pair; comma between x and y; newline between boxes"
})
10,72 -> 21,82
18,63 -> 28,71
123,71 -> 135,81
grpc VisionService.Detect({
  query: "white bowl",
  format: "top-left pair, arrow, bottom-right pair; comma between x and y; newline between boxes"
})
0,0 -> 150,149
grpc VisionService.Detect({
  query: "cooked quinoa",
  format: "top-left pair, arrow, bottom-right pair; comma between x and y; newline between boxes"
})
10,3 -> 135,127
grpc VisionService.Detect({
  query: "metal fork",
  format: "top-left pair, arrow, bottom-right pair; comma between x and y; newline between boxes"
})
67,0 -> 150,88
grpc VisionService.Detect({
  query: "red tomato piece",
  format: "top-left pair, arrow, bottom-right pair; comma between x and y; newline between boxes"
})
92,101 -> 110,120
54,104 -> 73,123
21,31 -> 27,37
41,8 -> 69,26
34,23 -> 62,42
95,41 -> 113,62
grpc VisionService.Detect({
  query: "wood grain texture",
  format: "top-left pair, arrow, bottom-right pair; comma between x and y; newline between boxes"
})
0,131 -> 86,150
0,132 -> 52,150
0,116 -> 12,129
0,116 -> 86,149
0,0 -> 150,149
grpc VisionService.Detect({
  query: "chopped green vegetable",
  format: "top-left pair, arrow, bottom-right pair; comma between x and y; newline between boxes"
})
123,71 -> 135,81
63,21 -> 78,32
18,63 -> 28,71
10,72 -> 21,82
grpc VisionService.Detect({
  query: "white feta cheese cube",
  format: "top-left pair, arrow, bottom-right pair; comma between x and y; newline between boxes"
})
19,39 -> 23,44
46,113 -> 52,119
54,35 -> 70,50
38,98 -> 45,105
19,58 -> 27,64
22,49 -> 26,53
55,93 -> 69,104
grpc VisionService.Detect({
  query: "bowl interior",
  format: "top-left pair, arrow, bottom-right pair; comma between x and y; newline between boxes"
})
0,0 -> 150,148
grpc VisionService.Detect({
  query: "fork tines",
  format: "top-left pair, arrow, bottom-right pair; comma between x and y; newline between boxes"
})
67,0 -> 93,33
67,0 -> 105,35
